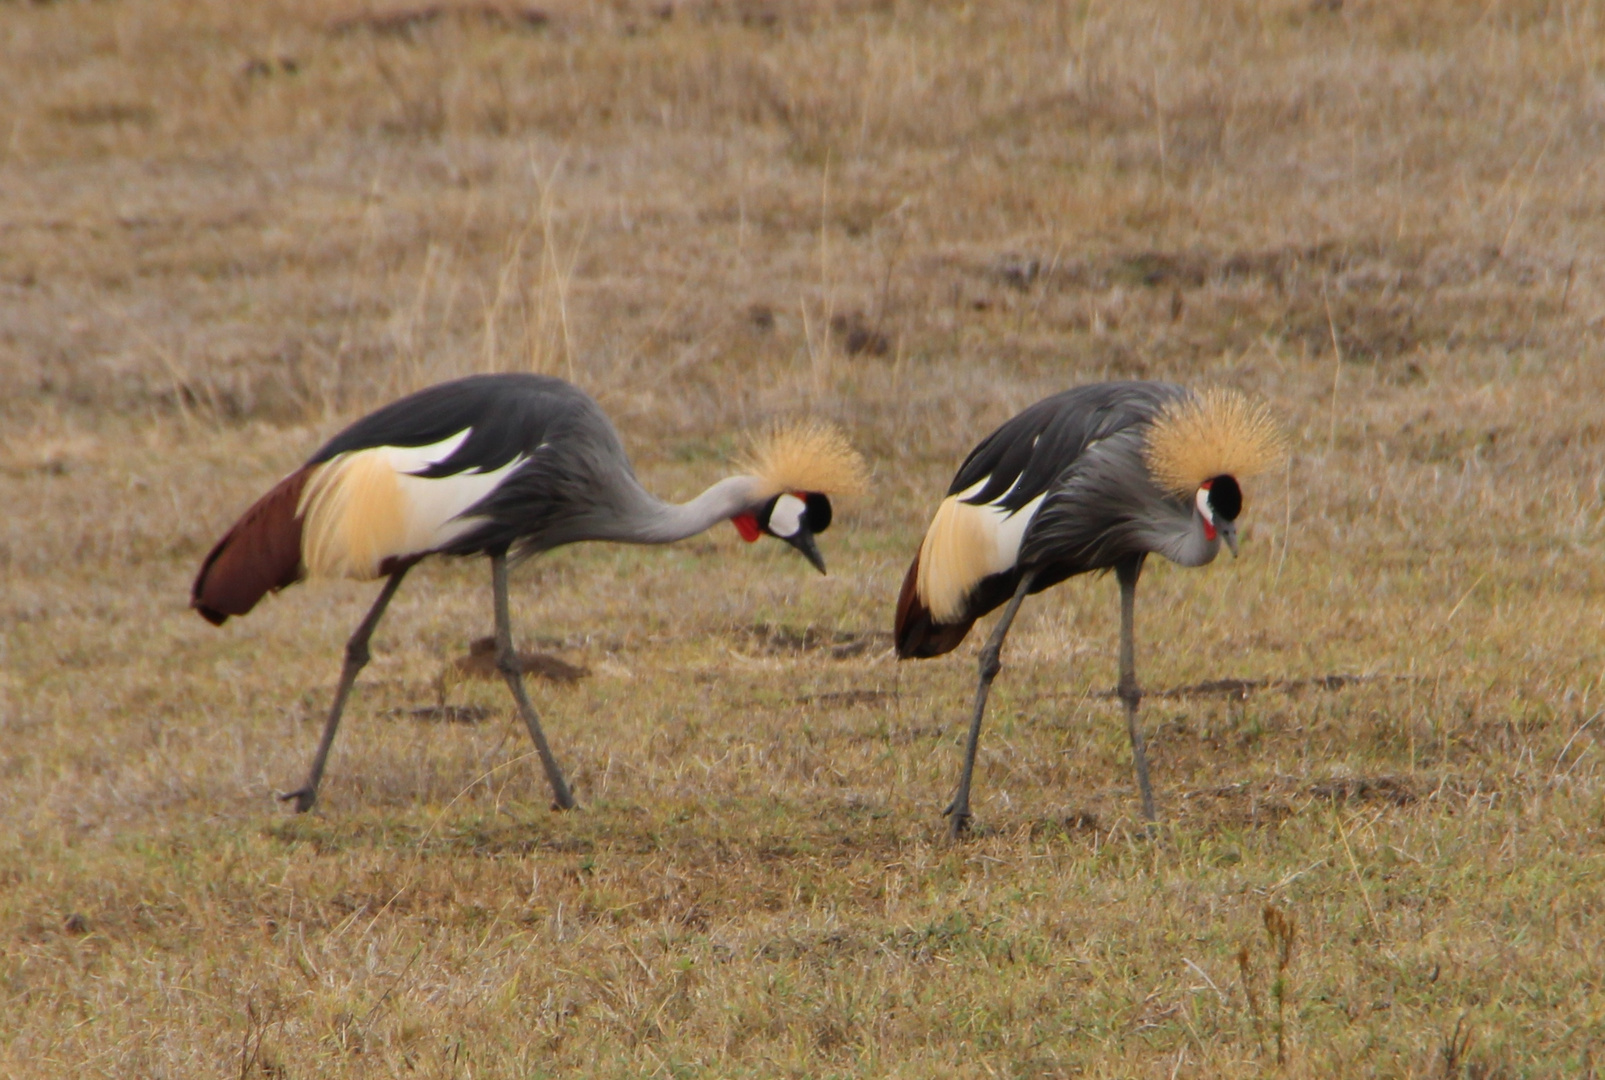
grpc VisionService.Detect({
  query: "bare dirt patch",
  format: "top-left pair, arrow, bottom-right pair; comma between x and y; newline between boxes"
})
450,635 -> 591,684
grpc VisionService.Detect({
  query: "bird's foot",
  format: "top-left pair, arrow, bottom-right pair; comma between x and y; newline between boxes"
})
276,787 -> 318,814
942,800 -> 973,840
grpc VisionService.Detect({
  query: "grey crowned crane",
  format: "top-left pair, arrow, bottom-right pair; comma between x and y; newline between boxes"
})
192,373 -> 866,813
894,382 -> 1285,836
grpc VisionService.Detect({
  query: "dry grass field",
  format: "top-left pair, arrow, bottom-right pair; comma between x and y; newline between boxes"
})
3,0 -> 1605,1075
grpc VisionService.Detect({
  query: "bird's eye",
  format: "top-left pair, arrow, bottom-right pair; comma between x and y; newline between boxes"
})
804,492 -> 833,533
1207,475 -> 1242,521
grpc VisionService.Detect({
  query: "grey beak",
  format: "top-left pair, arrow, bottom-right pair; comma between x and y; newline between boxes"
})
787,530 -> 827,575
1220,523 -> 1240,558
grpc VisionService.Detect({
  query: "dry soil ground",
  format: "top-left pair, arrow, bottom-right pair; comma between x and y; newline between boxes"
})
2,1 -> 1604,1076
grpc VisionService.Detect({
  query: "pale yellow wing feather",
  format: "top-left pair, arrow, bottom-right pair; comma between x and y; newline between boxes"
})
914,496 -> 1001,623
298,451 -> 408,580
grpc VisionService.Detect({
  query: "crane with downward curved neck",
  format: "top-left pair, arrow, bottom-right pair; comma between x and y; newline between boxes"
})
192,373 -> 866,813
894,381 -> 1285,836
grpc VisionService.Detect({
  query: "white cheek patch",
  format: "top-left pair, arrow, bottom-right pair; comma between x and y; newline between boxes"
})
1195,486 -> 1215,525
768,493 -> 806,538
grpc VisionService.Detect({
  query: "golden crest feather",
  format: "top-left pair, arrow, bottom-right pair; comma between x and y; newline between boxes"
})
1142,388 -> 1287,496
738,421 -> 869,500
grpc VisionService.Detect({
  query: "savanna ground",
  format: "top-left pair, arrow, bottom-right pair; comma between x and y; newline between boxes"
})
2,0 -> 1604,1076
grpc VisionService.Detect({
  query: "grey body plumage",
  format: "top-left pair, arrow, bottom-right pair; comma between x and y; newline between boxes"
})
311,374 -> 765,557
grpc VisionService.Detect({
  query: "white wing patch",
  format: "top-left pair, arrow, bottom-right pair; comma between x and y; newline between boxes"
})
395,452 -> 526,553
299,428 -> 526,580
386,430 -> 471,473
989,492 -> 1045,570
916,476 -> 1045,622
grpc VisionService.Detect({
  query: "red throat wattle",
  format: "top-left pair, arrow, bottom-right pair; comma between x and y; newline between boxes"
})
732,513 -> 761,542
1198,479 -> 1217,541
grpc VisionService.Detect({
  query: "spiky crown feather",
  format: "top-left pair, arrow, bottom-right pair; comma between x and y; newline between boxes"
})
1142,388 -> 1287,496
738,421 -> 869,500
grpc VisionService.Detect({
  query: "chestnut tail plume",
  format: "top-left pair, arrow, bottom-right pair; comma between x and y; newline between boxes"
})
191,468 -> 312,626
893,551 -> 976,659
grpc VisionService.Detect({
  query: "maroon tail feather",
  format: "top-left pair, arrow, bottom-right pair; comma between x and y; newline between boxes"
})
894,549 -> 976,659
191,467 -> 312,626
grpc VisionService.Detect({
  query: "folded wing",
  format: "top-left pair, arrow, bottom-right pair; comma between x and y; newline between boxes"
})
894,382 -> 1184,658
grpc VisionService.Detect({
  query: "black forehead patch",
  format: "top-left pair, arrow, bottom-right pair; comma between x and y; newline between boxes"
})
804,492 -> 833,533
1207,475 -> 1242,521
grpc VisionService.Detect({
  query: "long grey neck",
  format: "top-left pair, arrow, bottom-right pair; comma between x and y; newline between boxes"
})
1149,504 -> 1220,568
611,474 -> 767,545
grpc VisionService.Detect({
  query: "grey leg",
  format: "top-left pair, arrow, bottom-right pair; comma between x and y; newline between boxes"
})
946,570 -> 1037,839
490,552 -> 575,810
1115,555 -> 1156,822
280,567 -> 410,813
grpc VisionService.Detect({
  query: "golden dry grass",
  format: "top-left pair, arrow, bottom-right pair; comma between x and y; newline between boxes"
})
3,0 -> 1605,1076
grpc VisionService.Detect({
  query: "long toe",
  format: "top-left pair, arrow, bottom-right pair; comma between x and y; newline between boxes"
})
277,788 -> 317,813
